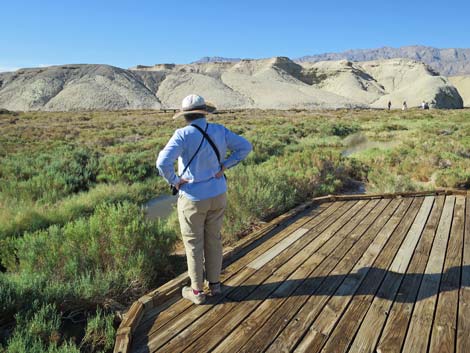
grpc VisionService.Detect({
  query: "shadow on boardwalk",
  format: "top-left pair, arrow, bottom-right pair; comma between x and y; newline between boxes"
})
217,265 -> 469,303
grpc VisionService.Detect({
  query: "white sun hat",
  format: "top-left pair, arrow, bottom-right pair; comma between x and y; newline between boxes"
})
172,94 -> 217,119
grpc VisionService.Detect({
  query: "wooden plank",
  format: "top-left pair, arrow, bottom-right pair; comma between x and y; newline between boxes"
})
376,196 -> 446,353
222,198 -> 333,263
119,301 -> 144,332
214,199 -> 401,353
323,195 -> 444,353
429,195 -> 465,353
113,333 -> 131,353
264,196 -> 427,353
331,191 -> 436,201
247,227 -> 310,269
226,202 -> 358,302
294,197 -> 434,353
328,189 -> 452,202
225,213 -> 358,307
456,195 -> 469,353
401,196 -> 455,353
138,294 -> 181,325
154,200 -> 378,353
134,200 -> 369,353
132,201 -> 341,343
347,195 -> 445,353
222,201 -> 339,276
268,198 -> 432,352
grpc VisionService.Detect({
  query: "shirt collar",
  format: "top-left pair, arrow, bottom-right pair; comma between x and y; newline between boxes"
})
189,117 -> 207,128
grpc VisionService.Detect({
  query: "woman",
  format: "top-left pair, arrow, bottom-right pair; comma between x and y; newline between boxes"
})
156,94 -> 252,304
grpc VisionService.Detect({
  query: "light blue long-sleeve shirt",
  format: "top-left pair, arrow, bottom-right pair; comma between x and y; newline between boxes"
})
156,117 -> 252,201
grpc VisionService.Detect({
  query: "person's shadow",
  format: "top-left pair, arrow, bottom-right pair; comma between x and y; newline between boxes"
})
220,265 -> 469,303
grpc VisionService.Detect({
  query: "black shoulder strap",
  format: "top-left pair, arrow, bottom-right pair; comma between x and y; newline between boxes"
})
191,123 -> 221,164
178,123 -> 208,177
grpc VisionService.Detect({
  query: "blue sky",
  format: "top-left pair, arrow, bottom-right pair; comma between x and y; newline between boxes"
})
1,0 -> 469,71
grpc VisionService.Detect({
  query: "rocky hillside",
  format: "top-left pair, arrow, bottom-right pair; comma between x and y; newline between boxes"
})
297,46 -> 470,76
197,46 -> 470,76
0,65 -> 164,111
449,76 -> 470,107
0,58 -> 463,111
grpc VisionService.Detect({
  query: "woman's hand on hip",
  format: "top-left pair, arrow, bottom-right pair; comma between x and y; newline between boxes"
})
175,178 -> 189,190
215,165 -> 226,179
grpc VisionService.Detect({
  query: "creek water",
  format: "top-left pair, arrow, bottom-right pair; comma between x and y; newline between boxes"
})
144,194 -> 177,220
341,132 -> 399,157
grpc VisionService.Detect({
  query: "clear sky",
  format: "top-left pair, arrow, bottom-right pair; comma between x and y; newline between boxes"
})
1,0 -> 469,71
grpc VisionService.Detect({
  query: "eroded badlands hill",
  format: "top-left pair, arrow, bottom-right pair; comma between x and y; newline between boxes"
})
0,57 -> 463,111
449,76 -> 470,107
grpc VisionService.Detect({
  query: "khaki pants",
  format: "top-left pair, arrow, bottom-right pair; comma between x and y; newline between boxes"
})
177,192 -> 227,291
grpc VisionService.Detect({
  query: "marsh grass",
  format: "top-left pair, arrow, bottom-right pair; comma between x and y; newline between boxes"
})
0,179 -> 167,240
3,303 -> 80,353
80,309 -> 115,353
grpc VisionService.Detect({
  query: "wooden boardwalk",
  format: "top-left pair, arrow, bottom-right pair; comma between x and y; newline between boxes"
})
115,191 -> 470,353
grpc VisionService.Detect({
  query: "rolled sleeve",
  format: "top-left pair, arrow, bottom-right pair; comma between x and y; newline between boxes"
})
223,128 -> 252,169
156,131 -> 183,186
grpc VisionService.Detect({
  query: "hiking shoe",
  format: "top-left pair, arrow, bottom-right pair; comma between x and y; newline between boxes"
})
209,282 -> 222,296
182,286 -> 206,305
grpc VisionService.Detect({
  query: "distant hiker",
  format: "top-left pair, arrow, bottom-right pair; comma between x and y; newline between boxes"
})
402,101 -> 407,110
424,102 -> 430,110
156,94 -> 252,305
421,101 -> 426,109
388,101 -> 392,110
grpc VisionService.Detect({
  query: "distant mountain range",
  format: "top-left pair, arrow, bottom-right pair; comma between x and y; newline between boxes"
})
193,46 -> 470,76
193,57 -> 242,64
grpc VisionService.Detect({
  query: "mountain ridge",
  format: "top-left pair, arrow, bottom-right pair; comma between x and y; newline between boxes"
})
192,45 -> 470,76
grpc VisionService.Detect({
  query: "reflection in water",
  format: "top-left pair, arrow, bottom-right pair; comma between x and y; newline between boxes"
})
145,194 -> 177,220
341,132 -> 399,157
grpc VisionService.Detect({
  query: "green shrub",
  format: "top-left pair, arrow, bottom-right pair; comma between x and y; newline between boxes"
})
382,123 -> 409,131
1,201 -> 177,342
366,169 -> 419,193
80,308 -> 115,353
0,146 -> 100,204
1,270 -> 123,321
97,153 -> 153,183
222,149 -> 364,241
224,164 -> 298,238
244,136 -> 288,164
9,202 -> 176,285
434,168 -> 470,188
0,179 -> 166,240
328,122 -> 360,137
5,303 -> 79,353
46,147 -> 100,195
